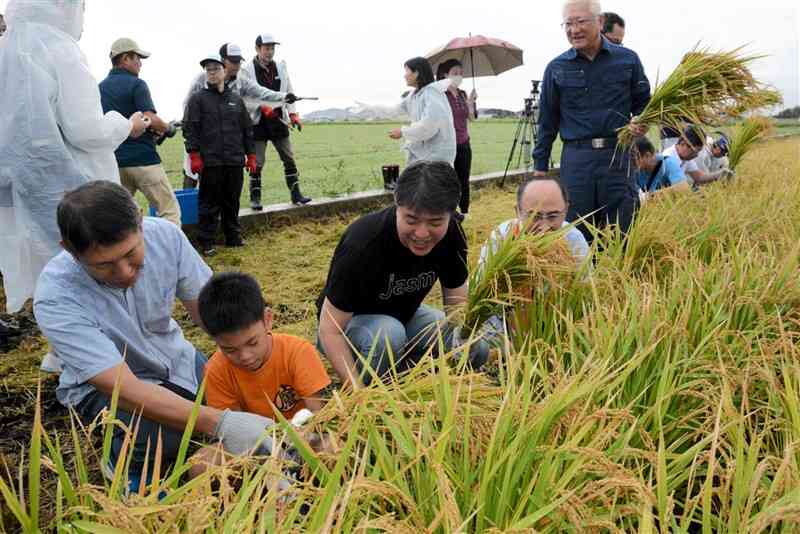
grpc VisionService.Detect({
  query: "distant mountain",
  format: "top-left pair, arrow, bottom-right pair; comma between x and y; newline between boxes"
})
478,108 -> 518,119
305,103 -> 517,122
305,102 -> 408,122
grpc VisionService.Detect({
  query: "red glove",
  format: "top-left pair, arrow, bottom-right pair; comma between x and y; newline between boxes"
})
289,112 -> 302,132
260,105 -> 277,119
189,152 -> 204,175
246,154 -> 257,174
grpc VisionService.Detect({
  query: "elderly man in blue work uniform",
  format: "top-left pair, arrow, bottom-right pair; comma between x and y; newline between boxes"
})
533,0 -> 650,242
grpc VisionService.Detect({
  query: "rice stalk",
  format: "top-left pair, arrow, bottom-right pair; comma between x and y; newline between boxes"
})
618,45 -> 782,147
728,116 -> 775,170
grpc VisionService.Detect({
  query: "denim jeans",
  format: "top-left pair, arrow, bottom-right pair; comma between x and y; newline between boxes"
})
76,350 -> 208,491
320,305 -> 489,385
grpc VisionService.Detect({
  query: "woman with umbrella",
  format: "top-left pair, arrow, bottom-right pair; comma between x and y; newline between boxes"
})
436,59 -> 477,219
389,57 -> 456,167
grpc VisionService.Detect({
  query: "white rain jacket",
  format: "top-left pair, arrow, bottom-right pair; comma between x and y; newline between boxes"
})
398,79 -> 456,165
0,0 -> 131,313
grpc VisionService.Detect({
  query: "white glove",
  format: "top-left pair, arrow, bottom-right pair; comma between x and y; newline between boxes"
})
214,409 -> 276,456
638,189 -> 648,205
291,408 -> 314,428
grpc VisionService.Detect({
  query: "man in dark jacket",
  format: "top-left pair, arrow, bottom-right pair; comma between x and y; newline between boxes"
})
184,53 -> 256,256
244,33 -> 311,207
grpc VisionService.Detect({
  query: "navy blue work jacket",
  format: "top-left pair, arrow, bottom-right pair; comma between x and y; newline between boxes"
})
532,38 -> 650,171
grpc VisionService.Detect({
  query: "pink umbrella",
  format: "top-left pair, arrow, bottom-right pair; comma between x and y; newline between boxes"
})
425,34 -> 524,82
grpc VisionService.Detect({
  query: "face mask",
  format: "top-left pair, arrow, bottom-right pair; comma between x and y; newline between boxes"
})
449,75 -> 463,88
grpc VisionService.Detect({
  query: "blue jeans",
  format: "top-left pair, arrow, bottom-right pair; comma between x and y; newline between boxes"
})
321,305 -> 489,385
77,350 -> 208,491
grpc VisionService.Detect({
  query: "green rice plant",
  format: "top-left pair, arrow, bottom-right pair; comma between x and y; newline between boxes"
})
728,116 -> 775,170
618,45 -> 782,147
464,223 -> 586,333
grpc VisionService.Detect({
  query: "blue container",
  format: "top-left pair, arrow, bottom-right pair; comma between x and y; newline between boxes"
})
149,188 -> 199,225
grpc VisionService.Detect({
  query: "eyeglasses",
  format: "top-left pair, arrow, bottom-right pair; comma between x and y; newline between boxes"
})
521,209 -> 566,224
561,17 -> 595,30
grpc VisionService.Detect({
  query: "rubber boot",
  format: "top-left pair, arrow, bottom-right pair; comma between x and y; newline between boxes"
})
250,167 -> 263,211
286,174 -> 311,205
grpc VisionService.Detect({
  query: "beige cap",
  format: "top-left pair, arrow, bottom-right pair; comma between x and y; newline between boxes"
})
109,38 -> 151,59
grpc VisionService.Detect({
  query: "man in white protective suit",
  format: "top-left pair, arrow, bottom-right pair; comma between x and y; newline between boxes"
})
0,0 -> 149,314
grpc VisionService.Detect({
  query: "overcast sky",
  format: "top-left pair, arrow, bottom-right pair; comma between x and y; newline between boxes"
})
1,0 -> 798,120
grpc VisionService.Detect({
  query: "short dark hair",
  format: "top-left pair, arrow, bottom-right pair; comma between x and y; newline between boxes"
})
680,125 -> 705,149
404,57 -> 435,90
57,181 -> 142,255
394,161 -> 461,214
436,59 -> 462,81
516,176 -> 569,209
111,51 -> 137,67
633,136 -> 656,156
198,272 -> 267,337
602,12 -> 625,34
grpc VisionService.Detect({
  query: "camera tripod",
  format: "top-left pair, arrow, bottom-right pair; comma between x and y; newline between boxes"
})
501,80 -> 541,187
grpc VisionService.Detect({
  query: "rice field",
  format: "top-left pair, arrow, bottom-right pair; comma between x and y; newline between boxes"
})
1,137 -> 799,532
153,119 -> 558,209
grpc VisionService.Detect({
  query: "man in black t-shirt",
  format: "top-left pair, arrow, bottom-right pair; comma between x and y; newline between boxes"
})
317,161 -> 489,388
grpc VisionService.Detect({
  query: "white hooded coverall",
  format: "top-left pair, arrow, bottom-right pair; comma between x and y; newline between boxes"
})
0,0 -> 131,313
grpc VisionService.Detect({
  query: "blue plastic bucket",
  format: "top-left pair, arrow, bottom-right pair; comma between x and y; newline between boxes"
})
149,189 -> 199,225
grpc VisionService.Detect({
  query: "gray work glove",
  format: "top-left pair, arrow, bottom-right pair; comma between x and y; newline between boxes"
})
448,325 -> 490,370
214,409 -> 276,456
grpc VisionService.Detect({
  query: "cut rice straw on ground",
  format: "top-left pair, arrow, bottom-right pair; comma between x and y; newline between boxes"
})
618,44 -> 782,147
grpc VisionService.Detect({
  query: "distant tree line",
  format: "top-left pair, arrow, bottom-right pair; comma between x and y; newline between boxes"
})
774,106 -> 800,119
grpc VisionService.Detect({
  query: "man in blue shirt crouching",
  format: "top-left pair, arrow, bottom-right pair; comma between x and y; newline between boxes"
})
633,136 -> 689,198
34,182 -> 281,490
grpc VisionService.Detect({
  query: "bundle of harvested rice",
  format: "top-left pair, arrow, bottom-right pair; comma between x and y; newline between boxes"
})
727,116 -> 774,170
464,225 -> 579,332
618,45 -> 782,147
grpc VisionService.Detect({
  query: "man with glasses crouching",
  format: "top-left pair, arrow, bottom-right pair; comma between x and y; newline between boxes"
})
475,176 -> 590,346
478,176 -> 589,271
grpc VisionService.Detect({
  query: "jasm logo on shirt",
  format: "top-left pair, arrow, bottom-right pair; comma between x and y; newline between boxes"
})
379,272 -> 436,300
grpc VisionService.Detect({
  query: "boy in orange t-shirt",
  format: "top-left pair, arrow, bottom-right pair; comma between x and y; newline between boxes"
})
198,272 -> 331,423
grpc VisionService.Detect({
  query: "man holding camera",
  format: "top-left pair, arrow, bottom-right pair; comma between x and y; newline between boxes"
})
533,0 -> 650,242
100,38 -> 181,226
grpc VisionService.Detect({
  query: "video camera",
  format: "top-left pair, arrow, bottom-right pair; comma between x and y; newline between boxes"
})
152,120 -> 181,146
522,80 -> 541,121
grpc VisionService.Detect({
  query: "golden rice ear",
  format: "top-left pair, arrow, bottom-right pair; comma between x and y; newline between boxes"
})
727,116 -> 774,170
618,44 -> 782,148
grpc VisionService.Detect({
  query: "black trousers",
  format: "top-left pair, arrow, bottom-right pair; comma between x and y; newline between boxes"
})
197,166 -> 244,247
454,142 -> 472,214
